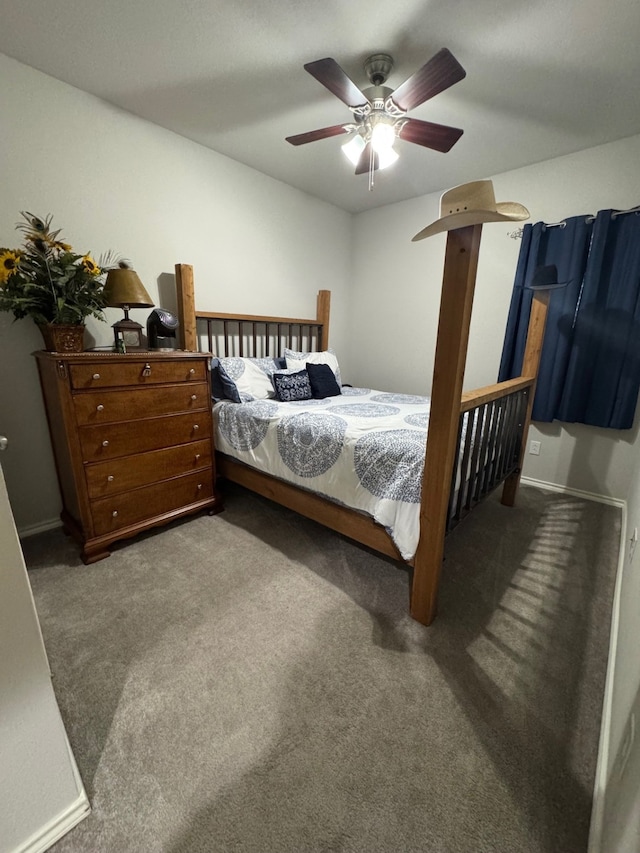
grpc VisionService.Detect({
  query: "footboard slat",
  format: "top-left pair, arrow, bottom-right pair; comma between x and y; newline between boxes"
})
491,395 -> 509,487
465,403 -> 486,512
453,410 -> 474,524
497,392 -> 516,483
482,398 -> 501,494
475,399 -> 495,500
447,381 -> 533,531
447,417 -> 465,529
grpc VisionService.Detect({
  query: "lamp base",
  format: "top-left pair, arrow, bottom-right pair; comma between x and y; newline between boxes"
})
113,318 -> 146,351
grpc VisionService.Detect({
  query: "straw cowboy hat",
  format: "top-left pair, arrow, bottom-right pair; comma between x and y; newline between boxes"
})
412,180 -> 530,241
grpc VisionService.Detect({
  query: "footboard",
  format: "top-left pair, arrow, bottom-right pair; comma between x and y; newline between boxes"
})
447,377 -> 533,531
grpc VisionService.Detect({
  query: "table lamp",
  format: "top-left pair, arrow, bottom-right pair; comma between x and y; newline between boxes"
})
103,268 -> 154,350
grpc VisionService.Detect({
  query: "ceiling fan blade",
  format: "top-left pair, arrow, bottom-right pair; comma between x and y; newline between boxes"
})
286,124 -> 351,146
398,118 -> 464,153
304,58 -> 369,109
354,143 -> 379,175
390,48 -> 466,112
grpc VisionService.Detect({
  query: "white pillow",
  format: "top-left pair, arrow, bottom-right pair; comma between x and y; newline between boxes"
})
218,357 -> 277,400
284,348 -> 342,386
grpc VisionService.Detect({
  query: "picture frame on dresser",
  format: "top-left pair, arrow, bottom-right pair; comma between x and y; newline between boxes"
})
34,350 -> 223,564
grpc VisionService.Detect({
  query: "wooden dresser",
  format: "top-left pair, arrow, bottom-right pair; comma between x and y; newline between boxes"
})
35,351 -> 222,563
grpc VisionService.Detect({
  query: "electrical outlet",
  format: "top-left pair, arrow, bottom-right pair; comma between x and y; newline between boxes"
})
529,440 -> 541,456
630,527 -> 638,563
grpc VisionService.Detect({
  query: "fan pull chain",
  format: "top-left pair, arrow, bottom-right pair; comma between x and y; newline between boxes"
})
368,145 -> 375,192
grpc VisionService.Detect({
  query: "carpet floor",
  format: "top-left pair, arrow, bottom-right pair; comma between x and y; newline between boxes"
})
24,483 -> 619,853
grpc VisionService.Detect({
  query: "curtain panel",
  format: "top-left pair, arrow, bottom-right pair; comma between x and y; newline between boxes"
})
499,209 -> 640,430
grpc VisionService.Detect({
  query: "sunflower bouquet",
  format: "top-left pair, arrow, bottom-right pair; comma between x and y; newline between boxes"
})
0,212 -> 109,326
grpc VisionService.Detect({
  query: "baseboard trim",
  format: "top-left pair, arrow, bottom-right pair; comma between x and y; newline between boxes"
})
18,517 -> 62,539
14,791 -> 90,853
586,498 -> 627,853
520,476 -> 625,509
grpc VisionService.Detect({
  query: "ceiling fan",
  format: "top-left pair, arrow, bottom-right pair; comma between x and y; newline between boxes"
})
286,49 -> 466,187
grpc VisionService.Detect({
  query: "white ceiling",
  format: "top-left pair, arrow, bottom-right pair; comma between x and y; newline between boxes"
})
2,0 -> 640,213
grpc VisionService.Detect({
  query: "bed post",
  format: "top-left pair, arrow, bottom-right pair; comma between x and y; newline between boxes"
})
501,289 -> 550,506
411,224 -> 483,626
175,263 -> 197,351
317,290 -> 331,349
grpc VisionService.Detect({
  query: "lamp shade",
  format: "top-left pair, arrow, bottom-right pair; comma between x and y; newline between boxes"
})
342,134 -> 366,166
103,268 -> 154,308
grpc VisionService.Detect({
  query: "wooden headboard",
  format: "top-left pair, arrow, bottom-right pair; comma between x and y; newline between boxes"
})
175,263 -> 330,358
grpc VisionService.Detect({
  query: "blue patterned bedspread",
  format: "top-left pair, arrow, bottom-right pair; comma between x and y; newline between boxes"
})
213,388 -> 432,560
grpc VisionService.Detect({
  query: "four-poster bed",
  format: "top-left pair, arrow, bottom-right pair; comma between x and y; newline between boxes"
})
175,183 -> 547,626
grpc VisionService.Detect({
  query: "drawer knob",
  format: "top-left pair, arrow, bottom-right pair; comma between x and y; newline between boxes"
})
142,364 -> 152,377
112,510 -> 118,518
102,440 -> 109,447
97,404 -> 104,412
197,483 -> 203,490
189,368 -> 195,375
194,453 -> 201,461
107,475 -> 114,482
191,394 -> 197,401
92,373 -> 101,380
193,424 -> 199,431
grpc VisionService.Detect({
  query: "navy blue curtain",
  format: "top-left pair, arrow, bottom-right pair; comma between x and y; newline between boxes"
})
557,211 -> 640,428
498,215 -> 593,421
499,210 -> 640,429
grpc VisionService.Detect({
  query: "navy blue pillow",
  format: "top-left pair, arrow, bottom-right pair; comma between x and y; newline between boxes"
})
273,369 -> 313,402
306,362 -> 341,398
210,357 -> 241,403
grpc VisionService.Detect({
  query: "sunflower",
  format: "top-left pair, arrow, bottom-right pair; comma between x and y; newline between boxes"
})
0,212 -> 117,325
0,250 -> 21,284
82,254 -> 101,276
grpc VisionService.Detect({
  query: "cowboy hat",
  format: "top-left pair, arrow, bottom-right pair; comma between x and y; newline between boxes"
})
526,264 -> 570,290
411,180 -> 530,241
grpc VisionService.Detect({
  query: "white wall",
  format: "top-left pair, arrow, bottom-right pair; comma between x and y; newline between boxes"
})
0,461 -> 89,853
597,452 -> 640,852
0,53 -> 352,532
349,134 -> 640,501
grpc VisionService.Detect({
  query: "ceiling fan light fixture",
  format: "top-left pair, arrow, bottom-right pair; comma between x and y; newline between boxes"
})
377,146 -> 399,170
342,133 -> 366,166
287,48 -> 466,185
370,121 -> 396,153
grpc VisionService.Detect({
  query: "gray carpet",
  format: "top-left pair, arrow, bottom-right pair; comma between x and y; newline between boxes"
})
24,483 -> 619,853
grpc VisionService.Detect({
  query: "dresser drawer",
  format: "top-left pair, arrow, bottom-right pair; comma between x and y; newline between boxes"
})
69,359 -> 206,389
91,470 -> 214,536
79,411 -> 212,462
85,439 -> 212,498
73,383 -> 209,425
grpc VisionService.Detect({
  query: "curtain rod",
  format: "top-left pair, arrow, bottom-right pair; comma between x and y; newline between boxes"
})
508,204 -> 640,238
612,204 -> 640,219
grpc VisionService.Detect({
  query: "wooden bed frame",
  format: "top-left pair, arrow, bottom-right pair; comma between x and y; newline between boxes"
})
175,225 -> 549,626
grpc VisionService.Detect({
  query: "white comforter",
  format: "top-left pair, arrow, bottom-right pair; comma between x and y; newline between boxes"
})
213,388 -> 432,561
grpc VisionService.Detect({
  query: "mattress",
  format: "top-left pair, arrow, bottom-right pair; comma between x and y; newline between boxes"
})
213,387 -> 432,561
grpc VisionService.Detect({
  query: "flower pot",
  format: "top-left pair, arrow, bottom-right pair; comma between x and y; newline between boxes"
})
38,323 -> 85,353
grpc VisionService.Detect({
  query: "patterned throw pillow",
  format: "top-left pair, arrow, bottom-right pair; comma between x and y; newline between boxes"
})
272,369 -> 313,402
217,357 -> 279,401
210,357 -> 241,402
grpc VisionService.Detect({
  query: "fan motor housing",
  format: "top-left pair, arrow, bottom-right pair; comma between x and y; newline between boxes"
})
364,53 -> 394,86
363,85 -> 393,109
